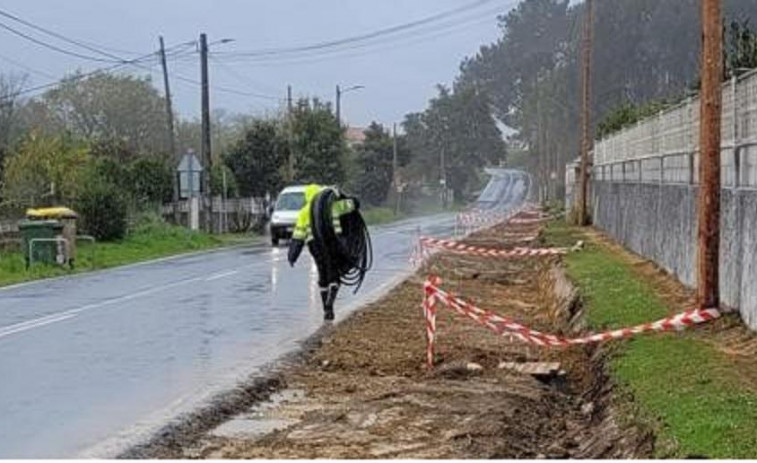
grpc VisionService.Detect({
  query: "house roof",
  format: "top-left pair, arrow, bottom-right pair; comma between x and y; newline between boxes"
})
345,127 -> 366,144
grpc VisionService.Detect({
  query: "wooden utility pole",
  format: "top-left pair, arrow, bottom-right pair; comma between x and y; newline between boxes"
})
392,123 -> 400,215
159,36 -> 180,224
287,84 -> 293,113
440,146 -> 447,208
697,0 -> 722,309
335,84 -> 341,126
200,33 -> 213,233
286,84 -> 295,183
576,0 -> 594,225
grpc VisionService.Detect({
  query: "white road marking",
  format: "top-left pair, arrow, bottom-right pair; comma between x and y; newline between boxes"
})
205,270 -> 239,281
0,213 -> 461,342
0,275 -> 207,341
0,312 -> 79,339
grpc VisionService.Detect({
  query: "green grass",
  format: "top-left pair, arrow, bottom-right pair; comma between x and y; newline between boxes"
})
544,220 -> 757,458
361,207 -> 403,225
361,202 -> 465,226
0,222 -> 258,288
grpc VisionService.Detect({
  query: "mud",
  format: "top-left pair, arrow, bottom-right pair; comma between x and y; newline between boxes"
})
135,219 -> 653,459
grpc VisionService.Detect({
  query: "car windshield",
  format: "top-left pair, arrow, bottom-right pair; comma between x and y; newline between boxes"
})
275,192 -> 305,211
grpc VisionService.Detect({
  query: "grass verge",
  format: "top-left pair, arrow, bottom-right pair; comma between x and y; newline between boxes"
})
361,207 -> 403,225
362,203 -> 466,226
0,222 -> 258,288
544,220 -> 757,458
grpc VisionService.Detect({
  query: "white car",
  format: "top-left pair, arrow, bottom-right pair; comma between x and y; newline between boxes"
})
269,185 -> 306,246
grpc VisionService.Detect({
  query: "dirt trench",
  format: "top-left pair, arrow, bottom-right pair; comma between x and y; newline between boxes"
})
160,219 -> 653,459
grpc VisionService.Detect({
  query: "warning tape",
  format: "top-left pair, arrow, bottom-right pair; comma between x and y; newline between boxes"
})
422,276 -> 720,368
419,236 -> 567,259
509,217 -> 552,225
414,205 -> 559,267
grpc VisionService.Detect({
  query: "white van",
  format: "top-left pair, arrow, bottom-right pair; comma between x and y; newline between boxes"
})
269,185 -> 306,245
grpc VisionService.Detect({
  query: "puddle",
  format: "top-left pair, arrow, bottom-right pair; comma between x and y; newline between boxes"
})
210,389 -> 305,439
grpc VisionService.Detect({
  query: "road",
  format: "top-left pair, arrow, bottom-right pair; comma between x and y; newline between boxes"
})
0,171 -> 527,458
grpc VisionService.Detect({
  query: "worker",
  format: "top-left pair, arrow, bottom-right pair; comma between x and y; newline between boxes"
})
287,184 -> 371,321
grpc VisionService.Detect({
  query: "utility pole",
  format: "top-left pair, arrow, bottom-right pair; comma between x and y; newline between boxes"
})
440,146 -> 447,209
200,33 -> 213,233
576,0 -> 594,225
159,36 -> 180,224
286,84 -> 295,183
221,166 -> 228,233
335,84 -> 341,126
536,81 -> 546,203
392,123 -> 400,215
697,0 -> 722,310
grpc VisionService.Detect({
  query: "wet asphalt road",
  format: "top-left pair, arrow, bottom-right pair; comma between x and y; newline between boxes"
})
0,170 -> 527,458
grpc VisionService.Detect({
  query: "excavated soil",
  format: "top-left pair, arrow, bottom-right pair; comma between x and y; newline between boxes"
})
157,218 -> 652,459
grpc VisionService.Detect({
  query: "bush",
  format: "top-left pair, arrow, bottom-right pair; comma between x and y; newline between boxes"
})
129,157 -> 174,206
76,183 -> 128,241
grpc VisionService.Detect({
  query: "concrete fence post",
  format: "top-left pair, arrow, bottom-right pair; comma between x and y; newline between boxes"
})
733,76 -> 740,188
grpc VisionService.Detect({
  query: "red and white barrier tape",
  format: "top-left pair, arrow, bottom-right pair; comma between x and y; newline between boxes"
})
419,236 -> 567,259
421,276 -> 720,368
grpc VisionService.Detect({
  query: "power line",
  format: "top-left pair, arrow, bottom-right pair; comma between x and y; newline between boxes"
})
215,0 -> 501,59
212,11 -> 505,67
207,55 -> 284,100
0,7 -> 143,62
0,20 -> 121,63
0,51 -> 58,80
211,2 -> 514,65
5,50 -> 161,100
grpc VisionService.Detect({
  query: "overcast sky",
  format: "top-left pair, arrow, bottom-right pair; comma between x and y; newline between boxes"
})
0,0 -> 519,128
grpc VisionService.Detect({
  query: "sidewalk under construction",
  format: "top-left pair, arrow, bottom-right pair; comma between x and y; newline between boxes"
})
146,214 -> 653,459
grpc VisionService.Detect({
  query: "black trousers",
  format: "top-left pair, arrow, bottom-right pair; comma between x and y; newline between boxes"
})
308,241 -> 340,309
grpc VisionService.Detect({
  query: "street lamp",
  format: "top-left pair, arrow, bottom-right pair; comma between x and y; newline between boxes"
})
335,84 -> 365,126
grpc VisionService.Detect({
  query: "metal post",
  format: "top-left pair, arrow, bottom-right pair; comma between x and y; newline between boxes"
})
697,0 -> 722,310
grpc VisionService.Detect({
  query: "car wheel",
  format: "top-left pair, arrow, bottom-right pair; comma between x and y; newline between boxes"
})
271,232 -> 279,246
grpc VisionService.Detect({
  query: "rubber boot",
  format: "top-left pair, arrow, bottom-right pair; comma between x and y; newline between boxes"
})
320,288 -> 334,321
323,283 -> 339,321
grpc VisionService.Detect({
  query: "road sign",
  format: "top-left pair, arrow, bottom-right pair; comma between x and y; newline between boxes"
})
177,150 -> 203,199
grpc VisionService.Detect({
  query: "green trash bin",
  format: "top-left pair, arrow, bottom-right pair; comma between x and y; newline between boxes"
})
18,220 -> 64,267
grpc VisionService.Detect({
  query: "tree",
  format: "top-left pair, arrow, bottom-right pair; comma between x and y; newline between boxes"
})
455,0 -> 757,198
355,122 -> 394,206
0,73 -> 28,172
76,180 -> 128,241
291,98 -> 347,185
224,118 -> 287,197
129,157 -> 174,206
1,132 -> 90,207
39,72 -> 168,156
726,19 -> 757,78
402,85 -> 506,202
211,164 -> 239,197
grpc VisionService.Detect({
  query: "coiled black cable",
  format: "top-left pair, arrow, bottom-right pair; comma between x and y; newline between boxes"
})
310,188 -> 373,292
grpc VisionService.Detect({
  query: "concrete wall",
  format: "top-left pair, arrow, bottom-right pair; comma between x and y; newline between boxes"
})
592,181 -> 757,330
